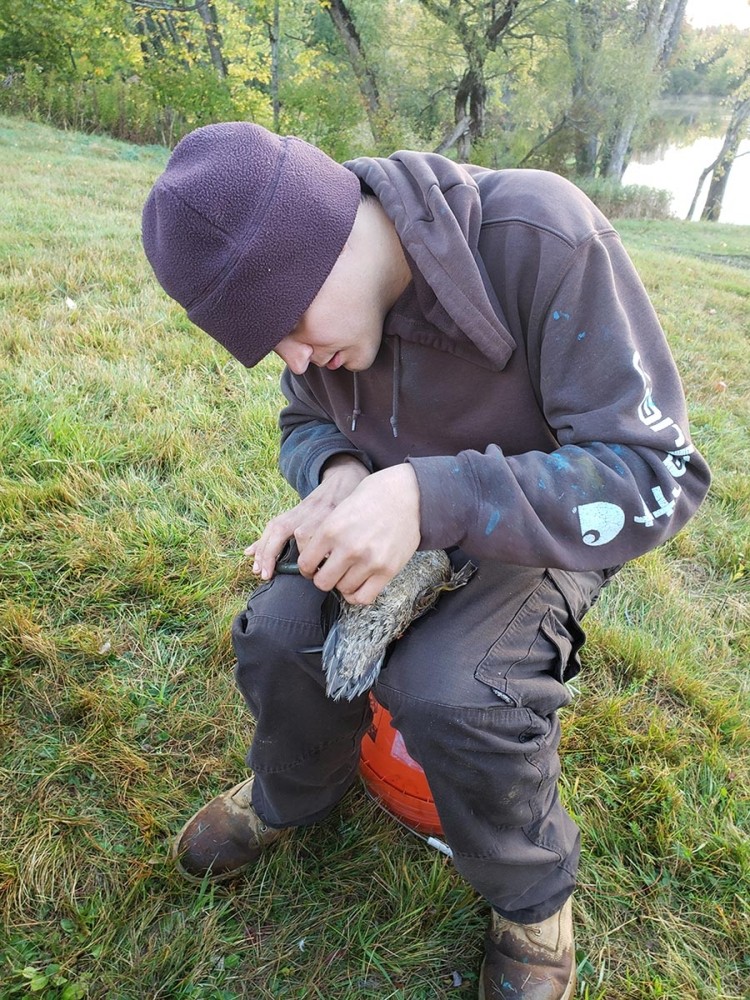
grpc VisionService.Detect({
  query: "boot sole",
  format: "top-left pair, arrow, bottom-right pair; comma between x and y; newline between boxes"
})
477,959 -> 577,999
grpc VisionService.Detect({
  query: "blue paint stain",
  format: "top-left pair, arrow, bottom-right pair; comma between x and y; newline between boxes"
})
485,509 -> 501,535
451,464 -> 461,476
537,478 -> 547,490
577,330 -> 587,340
613,463 -> 626,477
546,451 -> 571,472
552,310 -> 570,321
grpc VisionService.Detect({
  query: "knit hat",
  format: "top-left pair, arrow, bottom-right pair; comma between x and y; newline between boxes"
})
141,122 -> 361,367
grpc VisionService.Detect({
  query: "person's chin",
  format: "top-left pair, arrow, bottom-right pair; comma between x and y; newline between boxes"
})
347,348 -> 380,372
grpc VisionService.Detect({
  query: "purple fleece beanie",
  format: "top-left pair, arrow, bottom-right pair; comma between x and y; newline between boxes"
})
141,122 -> 361,367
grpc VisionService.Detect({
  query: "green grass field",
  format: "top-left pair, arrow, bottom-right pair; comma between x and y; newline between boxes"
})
0,115 -> 748,1000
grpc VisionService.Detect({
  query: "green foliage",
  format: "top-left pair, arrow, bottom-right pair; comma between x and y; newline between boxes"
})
0,0 -> 126,75
1,0 -> 745,177
6,963 -> 90,998
0,64 -> 179,145
278,45 -> 365,158
575,179 -> 674,220
0,0 -> 142,91
141,62 -> 238,130
667,24 -> 750,97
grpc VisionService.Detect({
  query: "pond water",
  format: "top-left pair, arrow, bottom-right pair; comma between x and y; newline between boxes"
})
623,122 -> 750,226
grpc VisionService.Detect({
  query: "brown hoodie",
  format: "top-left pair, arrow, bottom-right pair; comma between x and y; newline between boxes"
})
277,152 -> 710,571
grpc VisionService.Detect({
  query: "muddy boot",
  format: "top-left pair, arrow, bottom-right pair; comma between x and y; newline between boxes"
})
478,896 -> 576,999
172,777 -> 288,882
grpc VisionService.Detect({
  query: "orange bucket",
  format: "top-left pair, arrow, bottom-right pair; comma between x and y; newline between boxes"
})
359,695 -> 443,837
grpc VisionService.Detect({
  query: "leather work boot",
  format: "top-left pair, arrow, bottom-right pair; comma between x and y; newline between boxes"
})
478,896 -> 576,999
172,777 -> 287,882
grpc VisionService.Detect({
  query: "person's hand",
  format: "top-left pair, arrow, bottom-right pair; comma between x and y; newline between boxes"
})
295,464 -> 421,605
246,455 -> 370,580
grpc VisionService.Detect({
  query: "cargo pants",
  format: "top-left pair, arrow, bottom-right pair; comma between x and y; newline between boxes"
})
232,550 -> 615,924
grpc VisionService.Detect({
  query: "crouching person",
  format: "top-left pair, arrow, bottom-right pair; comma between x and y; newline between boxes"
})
142,122 -> 710,998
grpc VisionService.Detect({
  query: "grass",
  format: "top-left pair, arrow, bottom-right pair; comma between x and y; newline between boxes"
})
0,113 -> 748,999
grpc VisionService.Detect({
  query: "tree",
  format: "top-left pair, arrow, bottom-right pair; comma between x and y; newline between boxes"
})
601,0 -> 688,179
522,0 -> 689,179
681,28 -> 750,221
416,0 -> 537,161
125,0 -> 228,76
267,0 -> 280,130
699,92 -> 750,220
320,0 -> 380,132
0,0 -> 131,75
563,0 -> 609,176
320,0 -> 384,141
196,0 -> 229,77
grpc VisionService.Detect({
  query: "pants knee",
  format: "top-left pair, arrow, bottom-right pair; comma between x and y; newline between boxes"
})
383,693 -> 562,833
232,603 -> 295,666
233,575 -> 326,671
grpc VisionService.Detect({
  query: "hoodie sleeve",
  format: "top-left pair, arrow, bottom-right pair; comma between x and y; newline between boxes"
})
408,231 -> 711,571
278,367 -> 374,497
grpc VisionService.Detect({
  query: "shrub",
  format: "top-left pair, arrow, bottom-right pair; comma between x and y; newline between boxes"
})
0,63 -> 260,147
575,177 -> 674,220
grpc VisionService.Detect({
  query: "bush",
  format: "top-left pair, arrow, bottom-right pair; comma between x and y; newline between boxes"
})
574,177 -> 674,220
0,65 -> 170,144
0,63 -> 264,147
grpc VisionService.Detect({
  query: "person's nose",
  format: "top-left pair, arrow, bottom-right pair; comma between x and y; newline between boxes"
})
274,338 -> 313,375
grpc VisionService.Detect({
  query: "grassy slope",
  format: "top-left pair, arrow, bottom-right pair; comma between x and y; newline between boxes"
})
0,115 -> 747,1000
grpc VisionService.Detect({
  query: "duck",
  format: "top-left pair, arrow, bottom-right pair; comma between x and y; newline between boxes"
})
320,549 -> 476,701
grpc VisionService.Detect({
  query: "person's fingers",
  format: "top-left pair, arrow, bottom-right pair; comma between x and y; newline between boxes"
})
251,516 -> 296,579
330,565 -> 385,604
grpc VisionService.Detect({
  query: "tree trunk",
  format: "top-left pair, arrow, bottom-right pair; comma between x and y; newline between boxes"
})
434,115 -> 470,156
134,10 -> 192,70
603,109 -> 638,180
418,1 -> 521,160
454,66 -> 486,161
135,13 -> 166,62
195,0 -> 227,78
654,0 -> 688,66
701,96 -> 750,221
268,0 -> 280,132
603,0 -> 687,180
565,1 -> 602,176
686,156 -> 718,221
322,0 -> 384,145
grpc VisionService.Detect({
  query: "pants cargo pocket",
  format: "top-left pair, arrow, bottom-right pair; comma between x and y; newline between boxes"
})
474,573 -> 585,717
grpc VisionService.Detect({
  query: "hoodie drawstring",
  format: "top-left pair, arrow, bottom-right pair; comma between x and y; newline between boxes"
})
350,372 -> 361,432
390,337 -> 401,438
349,337 -> 401,438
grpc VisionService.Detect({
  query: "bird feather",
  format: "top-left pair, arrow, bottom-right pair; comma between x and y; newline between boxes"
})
322,550 -> 475,701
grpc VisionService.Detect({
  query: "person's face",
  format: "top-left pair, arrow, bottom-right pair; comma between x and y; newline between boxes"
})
273,236 -> 385,376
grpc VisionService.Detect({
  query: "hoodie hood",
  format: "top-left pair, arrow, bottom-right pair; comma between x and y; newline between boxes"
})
345,151 -> 516,370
